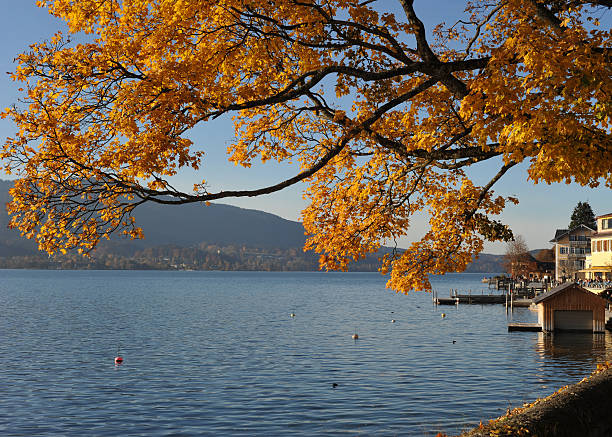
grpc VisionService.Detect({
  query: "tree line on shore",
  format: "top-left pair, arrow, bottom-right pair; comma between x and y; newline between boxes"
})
0,241 -> 505,273
0,243 -> 383,272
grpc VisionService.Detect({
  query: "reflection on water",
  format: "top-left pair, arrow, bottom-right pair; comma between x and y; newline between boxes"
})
536,332 -> 612,378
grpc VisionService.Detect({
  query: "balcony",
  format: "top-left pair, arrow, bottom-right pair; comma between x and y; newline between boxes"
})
566,252 -> 589,258
569,240 -> 590,247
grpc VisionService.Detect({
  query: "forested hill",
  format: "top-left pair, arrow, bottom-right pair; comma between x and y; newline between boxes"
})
0,179 -> 504,272
1,179 -> 306,253
132,201 -> 306,250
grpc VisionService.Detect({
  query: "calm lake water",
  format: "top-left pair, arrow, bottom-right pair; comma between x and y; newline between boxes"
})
1,270 -> 611,436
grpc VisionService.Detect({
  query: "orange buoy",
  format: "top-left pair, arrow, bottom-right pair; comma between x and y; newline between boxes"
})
115,356 -> 123,364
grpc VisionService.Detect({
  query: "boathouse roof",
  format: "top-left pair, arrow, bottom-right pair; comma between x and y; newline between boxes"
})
533,282 -> 605,305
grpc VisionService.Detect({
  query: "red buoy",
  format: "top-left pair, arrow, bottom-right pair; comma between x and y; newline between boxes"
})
115,356 -> 123,365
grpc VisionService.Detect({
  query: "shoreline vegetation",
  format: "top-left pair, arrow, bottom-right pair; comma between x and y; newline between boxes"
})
0,244 -> 505,272
0,245 -> 374,271
454,362 -> 612,437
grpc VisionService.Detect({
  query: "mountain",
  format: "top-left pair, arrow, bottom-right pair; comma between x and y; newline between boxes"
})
0,179 -> 506,272
0,180 -> 38,256
464,252 -> 505,273
132,201 -> 306,250
0,179 -> 306,254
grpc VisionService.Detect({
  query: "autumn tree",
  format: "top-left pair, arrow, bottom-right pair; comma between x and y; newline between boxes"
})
568,201 -> 596,230
558,259 -> 583,280
503,235 -> 536,278
2,0 -> 611,292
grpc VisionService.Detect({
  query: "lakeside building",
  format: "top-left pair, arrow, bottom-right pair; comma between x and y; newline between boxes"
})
549,224 -> 594,282
582,213 -> 612,282
533,282 -> 607,332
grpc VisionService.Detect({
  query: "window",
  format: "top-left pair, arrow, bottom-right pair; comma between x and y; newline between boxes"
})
593,242 -> 597,252
598,240 -> 602,252
560,247 -> 568,254
570,235 -> 588,241
605,240 -> 609,252
602,219 -> 612,230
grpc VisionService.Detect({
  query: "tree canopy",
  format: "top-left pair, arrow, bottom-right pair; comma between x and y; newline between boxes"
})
2,0 -> 611,292
568,201 -> 596,230
503,234 -> 535,278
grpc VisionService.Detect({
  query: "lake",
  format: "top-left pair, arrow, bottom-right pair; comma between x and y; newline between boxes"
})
1,270 -> 611,436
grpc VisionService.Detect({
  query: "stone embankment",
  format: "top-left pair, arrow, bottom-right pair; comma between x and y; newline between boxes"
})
457,364 -> 612,437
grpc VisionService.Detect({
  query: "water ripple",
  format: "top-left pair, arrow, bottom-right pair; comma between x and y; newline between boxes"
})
1,270 -> 610,436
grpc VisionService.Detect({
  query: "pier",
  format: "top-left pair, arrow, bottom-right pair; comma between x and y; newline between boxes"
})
433,289 -> 528,306
434,294 -> 507,304
511,298 -> 534,307
454,293 -> 506,304
507,322 -> 542,332
435,297 -> 459,305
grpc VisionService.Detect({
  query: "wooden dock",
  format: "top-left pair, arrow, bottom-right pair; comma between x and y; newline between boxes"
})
511,298 -> 534,308
435,297 -> 459,305
508,322 -> 542,332
432,290 -> 535,307
455,294 -> 506,304
435,295 -> 510,305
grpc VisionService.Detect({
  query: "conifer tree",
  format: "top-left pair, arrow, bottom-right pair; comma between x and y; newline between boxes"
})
569,202 -> 596,230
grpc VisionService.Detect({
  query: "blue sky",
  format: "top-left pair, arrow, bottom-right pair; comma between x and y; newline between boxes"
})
0,2 -> 610,255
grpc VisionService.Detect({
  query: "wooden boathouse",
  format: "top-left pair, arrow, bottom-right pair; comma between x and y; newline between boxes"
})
533,282 -> 607,333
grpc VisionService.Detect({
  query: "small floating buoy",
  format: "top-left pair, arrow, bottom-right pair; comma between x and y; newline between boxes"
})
391,319 -> 396,323
452,340 -> 456,344
441,313 -> 446,318
290,313 -> 296,317
352,333 -> 359,340
115,345 -> 123,365
332,383 -> 338,388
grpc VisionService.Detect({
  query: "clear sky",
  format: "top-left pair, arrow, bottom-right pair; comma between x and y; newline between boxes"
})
0,1 -> 610,255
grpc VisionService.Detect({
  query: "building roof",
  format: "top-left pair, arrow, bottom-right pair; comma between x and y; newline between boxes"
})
533,282 -> 575,303
533,282 -> 606,305
549,224 -> 595,243
551,229 -> 568,241
596,212 -> 612,219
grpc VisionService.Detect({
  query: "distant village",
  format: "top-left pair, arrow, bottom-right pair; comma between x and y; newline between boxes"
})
485,202 -> 612,334
503,203 -> 612,288
551,212 -> 612,287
